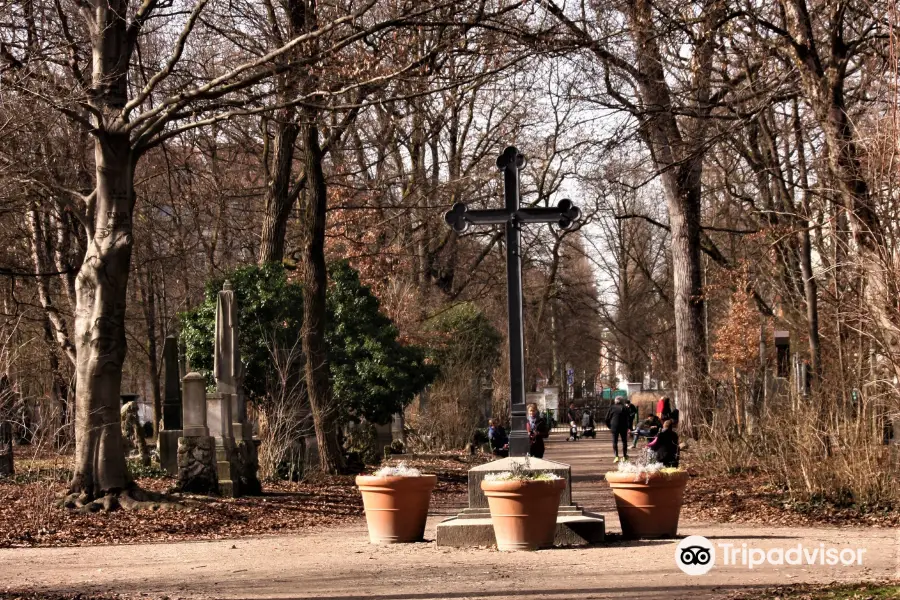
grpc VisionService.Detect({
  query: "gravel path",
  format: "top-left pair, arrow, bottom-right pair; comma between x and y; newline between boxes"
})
1,433 -> 897,600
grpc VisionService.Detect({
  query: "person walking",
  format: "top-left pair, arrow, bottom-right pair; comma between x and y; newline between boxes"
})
605,397 -> 631,462
581,408 -> 596,438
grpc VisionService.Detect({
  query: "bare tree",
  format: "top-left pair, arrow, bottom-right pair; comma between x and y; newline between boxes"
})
1,0 -> 432,504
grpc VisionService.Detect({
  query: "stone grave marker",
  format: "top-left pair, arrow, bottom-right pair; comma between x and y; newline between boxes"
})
157,335 -> 183,475
177,372 -> 217,494
210,281 -> 260,497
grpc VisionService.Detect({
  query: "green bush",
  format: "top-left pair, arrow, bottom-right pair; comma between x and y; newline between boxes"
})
181,263 -> 304,405
181,261 -> 435,425
327,261 -> 437,425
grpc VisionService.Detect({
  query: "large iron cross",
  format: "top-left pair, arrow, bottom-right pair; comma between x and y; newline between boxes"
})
444,146 -> 581,457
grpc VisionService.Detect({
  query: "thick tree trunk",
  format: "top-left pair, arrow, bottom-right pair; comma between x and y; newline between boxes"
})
301,121 -> 345,474
666,180 -> 707,437
69,133 -> 135,499
259,114 -> 301,265
626,0 -> 713,437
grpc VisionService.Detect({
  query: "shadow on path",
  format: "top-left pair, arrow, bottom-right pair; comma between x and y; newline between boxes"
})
235,583 -> 770,600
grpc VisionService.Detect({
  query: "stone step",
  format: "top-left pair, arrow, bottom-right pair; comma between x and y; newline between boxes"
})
435,511 -> 605,548
454,504 -> 586,520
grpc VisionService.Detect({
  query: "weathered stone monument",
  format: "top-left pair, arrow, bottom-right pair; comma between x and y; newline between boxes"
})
177,372 -> 217,493
211,281 -> 260,497
157,336 -> 183,475
436,146 -> 604,546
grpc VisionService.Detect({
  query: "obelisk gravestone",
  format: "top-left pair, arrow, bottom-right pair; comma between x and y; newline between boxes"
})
157,335 -> 183,475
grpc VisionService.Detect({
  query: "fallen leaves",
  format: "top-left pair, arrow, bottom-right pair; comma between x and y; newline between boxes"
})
680,462 -> 900,528
0,594 -> 149,600
0,453 -> 484,548
723,580 -> 900,600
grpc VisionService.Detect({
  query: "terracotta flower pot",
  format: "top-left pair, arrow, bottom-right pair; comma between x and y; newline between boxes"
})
605,470 -> 689,538
356,474 -> 437,544
481,478 -> 566,551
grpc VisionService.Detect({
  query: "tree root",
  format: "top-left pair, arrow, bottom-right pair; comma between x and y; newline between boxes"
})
58,485 -> 186,513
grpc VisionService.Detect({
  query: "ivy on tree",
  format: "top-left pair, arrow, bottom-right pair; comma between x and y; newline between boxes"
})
180,261 -> 434,425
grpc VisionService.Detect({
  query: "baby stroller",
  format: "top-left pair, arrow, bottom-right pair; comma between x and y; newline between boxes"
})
581,410 -> 596,439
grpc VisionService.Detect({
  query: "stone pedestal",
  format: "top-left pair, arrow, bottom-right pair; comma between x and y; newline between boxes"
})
157,429 -> 182,476
207,393 -> 259,497
177,436 -> 218,494
215,437 -> 237,497
435,457 -> 605,548
177,372 -> 216,493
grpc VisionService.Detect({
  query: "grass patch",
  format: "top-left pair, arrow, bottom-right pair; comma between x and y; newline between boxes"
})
734,582 -> 900,600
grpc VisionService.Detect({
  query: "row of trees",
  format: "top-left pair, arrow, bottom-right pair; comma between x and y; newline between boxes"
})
1,0 -> 898,504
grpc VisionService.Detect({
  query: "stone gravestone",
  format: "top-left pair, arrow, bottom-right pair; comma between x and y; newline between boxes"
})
157,336 -> 183,475
211,281 -> 260,497
177,372 -> 217,493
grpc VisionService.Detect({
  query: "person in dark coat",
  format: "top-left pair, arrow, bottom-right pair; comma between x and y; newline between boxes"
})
647,419 -> 679,467
624,399 -> 639,429
567,402 -> 579,425
488,419 -> 509,457
527,403 -> 550,458
605,397 -> 631,462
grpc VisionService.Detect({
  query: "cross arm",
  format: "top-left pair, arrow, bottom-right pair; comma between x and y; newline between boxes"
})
445,199 -> 581,233
444,203 -> 511,233
517,199 -> 581,230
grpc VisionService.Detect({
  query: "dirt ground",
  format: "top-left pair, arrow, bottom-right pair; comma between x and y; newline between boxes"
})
1,434 -> 897,600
